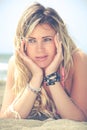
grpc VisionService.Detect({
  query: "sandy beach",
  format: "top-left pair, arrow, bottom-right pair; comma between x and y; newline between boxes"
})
0,83 -> 87,130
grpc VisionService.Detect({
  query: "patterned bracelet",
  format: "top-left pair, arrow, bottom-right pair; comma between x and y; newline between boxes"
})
27,82 -> 41,94
43,72 -> 61,86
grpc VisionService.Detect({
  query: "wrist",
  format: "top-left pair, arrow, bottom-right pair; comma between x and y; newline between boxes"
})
43,72 -> 61,86
31,74 -> 43,88
26,82 -> 41,94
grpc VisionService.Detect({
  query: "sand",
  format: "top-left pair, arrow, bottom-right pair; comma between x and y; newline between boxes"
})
0,118 -> 87,130
0,85 -> 87,130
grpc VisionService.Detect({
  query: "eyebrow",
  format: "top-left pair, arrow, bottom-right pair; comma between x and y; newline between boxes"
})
42,36 -> 54,38
28,36 -> 54,39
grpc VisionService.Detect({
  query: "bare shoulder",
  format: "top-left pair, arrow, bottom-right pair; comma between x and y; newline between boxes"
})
6,55 -> 15,89
7,54 -> 16,74
7,55 -> 16,73
73,50 -> 87,60
73,50 -> 87,68
72,50 -> 87,81
8,55 -> 15,67
0,56 -> 16,114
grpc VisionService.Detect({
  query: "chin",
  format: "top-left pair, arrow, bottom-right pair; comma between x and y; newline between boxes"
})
38,65 -> 47,69
37,62 -> 50,69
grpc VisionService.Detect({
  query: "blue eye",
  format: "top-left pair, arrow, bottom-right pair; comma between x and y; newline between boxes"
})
43,38 -> 52,42
28,38 -> 36,44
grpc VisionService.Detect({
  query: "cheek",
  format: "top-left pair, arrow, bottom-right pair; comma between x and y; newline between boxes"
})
49,44 -> 56,56
26,47 -> 34,58
51,50 -> 56,59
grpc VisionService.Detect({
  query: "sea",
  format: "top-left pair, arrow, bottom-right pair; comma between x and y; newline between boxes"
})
0,53 -> 12,84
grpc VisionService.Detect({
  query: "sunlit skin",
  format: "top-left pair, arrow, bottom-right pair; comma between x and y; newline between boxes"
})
25,24 -> 57,69
0,2 -> 87,121
19,23 -> 63,77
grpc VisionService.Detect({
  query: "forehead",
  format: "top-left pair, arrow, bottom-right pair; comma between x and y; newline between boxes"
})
29,24 -> 56,37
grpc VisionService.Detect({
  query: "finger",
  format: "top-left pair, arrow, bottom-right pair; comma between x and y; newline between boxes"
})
54,34 -> 62,54
16,48 -> 24,59
20,40 -> 26,55
54,34 -> 61,47
16,42 -> 27,61
54,34 -> 64,63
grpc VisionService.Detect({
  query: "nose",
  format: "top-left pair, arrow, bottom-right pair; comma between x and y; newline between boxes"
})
36,42 -> 45,52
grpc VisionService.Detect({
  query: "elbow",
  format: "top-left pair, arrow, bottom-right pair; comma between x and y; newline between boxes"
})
64,115 -> 87,122
60,112 -> 87,122
61,116 -> 87,122
0,111 -> 6,119
72,116 -> 87,122
0,110 -> 29,119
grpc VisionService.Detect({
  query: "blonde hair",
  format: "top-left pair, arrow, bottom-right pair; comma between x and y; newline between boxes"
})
14,3 -> 77,118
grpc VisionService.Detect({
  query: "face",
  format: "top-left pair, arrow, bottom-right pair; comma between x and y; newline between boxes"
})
25,24 -> 56,69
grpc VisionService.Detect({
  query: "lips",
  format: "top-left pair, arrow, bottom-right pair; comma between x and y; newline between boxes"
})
35,55 -> 48,62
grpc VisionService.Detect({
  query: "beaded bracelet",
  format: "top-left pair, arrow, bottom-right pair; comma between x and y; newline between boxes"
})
27,82 -> 41,94
43,72 -> 61,86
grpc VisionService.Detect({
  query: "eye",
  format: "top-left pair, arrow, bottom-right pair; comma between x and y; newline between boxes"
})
43,37 -> 52,42
27,38 -> 36,44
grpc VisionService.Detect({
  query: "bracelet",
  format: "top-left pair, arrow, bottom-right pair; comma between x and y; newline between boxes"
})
4,105 -> 21,119
27,82 -> 41,94
43,72 -> 61,86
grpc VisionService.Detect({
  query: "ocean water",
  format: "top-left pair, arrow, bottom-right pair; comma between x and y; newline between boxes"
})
0,54 -> 12,82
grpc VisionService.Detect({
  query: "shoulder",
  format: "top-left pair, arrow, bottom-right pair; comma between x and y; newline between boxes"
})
6,55 -> 15,88
7,54 -> 16,78
73,50 -> 87,61
8,55 -> 15,69
73,50 -> 87,70
71,49 -> 87,90
72,50 -> 87,85
72,50 -> 87,81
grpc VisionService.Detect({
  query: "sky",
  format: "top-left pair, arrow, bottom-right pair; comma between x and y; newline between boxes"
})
0,0 -> 87,54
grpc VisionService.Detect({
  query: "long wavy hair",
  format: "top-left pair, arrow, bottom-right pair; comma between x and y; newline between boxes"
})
13,3 -> 77,118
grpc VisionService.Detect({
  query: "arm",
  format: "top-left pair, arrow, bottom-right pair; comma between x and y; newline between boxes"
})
0,56 -> 15,117
0,52 -> 43,119
45,51 -> 87,121
44,34 -> 87,121
70,51 -> 87,120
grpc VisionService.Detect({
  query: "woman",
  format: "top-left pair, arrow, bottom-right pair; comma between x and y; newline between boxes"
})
0,3 -> 87,121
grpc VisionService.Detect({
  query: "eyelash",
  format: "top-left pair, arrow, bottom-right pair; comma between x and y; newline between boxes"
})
43,38 -> 52,42
27,38 -> 53,44
28,39 -> 36,43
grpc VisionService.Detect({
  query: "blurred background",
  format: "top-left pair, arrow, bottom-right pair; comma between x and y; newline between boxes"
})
0,0 -> 87,84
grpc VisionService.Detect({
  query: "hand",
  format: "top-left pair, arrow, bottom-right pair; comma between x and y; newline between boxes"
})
45,34 -> 63,75
16,40 -> 43,79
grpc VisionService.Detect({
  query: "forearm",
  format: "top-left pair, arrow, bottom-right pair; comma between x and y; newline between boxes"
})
13,88 -> 37,118
49,82 -> 86,121
3,76 -> 42,119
